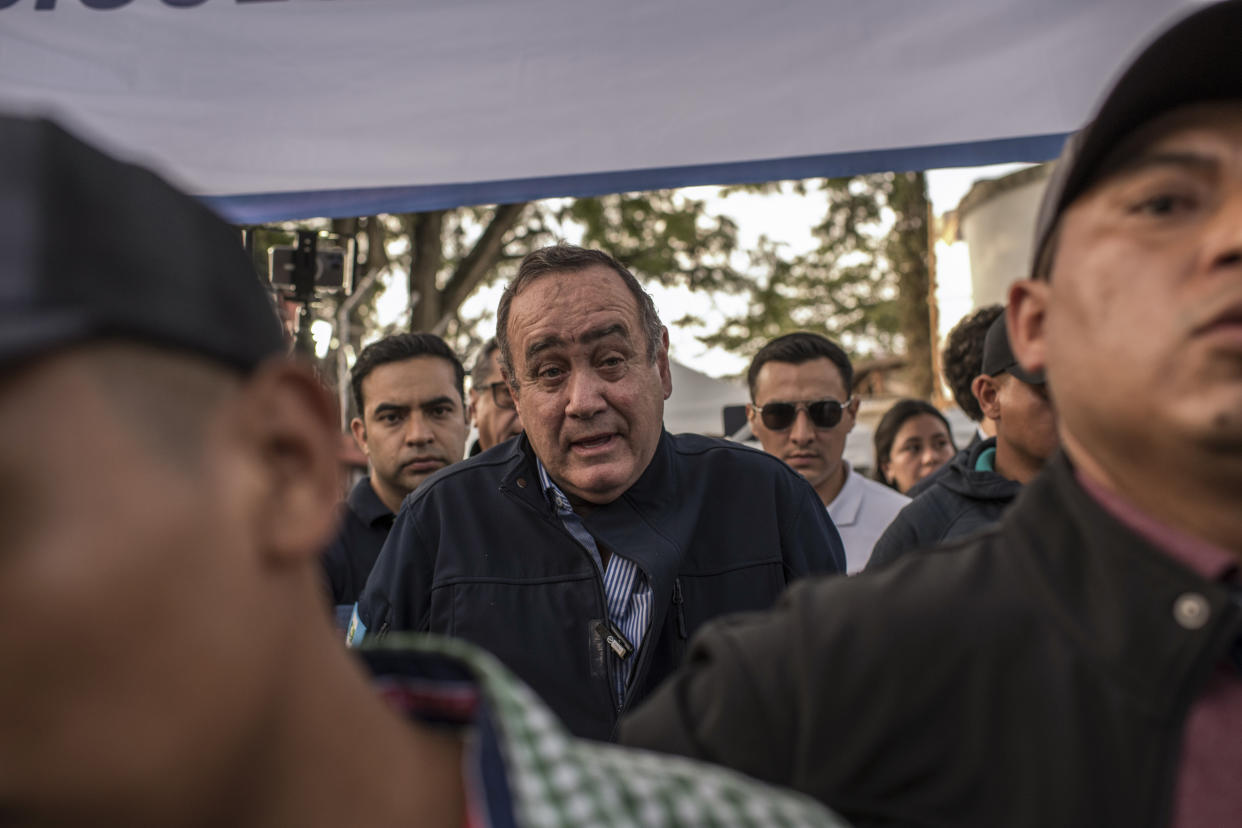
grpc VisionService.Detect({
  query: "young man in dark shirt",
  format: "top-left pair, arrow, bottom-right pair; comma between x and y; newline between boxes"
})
322,333 -> 469,606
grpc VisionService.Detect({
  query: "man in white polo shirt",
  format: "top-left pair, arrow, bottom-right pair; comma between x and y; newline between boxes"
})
747,332 -> 908,572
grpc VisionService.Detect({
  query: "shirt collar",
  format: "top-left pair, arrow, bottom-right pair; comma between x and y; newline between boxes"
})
534,457 -> 575,514
826,462 -> 863,525
349,477 -> 394,526
1076,468 -> 1237,581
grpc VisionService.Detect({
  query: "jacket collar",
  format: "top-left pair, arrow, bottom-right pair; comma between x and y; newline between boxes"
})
497,429 -> 679,511
348,476 -> 394,527
1005,451 -> 1242,710
932,436 -> 1022,501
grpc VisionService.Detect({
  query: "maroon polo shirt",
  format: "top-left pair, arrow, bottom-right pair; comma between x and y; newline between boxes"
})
1078,471 -> 1242,827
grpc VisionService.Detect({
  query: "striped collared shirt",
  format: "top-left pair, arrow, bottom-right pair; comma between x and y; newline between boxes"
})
535,458 -> 652,704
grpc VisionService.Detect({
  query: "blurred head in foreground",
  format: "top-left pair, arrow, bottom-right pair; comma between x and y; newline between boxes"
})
1010,0 -> 1242,550
0,116 -> 467,826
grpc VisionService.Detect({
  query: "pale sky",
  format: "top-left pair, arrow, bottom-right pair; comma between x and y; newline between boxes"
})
356,162 -> 1034,377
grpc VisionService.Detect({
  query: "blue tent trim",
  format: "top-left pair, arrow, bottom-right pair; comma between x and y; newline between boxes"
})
207,132 -> 1068,223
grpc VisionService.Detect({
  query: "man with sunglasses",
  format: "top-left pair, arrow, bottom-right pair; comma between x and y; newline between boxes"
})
467,338 -> 523,455
747,332 -> 909,572
322,332 -> 470,607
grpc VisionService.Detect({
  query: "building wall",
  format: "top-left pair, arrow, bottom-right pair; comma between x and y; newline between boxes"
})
960,170 -> 1049,307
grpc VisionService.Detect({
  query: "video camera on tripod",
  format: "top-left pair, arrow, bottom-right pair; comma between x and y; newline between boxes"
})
243,228 -> 356,357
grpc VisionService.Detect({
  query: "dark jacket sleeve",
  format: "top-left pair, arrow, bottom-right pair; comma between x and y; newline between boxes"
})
782,472 -> 847,576
865,500 -> 925,570
620,585 -> 814,784
353,502 -> 433,639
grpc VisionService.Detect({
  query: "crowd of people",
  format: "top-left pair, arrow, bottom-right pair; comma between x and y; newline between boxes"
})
3,2 -> 1241,826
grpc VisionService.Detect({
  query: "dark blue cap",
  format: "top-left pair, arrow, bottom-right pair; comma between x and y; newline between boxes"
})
1033,0 -> 1242,277
0,116 -> 285,372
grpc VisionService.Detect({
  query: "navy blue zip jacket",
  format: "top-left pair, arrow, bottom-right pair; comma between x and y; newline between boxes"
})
866,437 -> 1022,571
354,430 -> 845,740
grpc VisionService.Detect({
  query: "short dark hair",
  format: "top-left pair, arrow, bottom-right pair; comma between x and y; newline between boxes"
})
941,305 -> 1004,422
350,332 -> 465,417
470,338 -> 501,390
872,398 -> 956,488
746,332 -> 854,401
495,244 -> 663,387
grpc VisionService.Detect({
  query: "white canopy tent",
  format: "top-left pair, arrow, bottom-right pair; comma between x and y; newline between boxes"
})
0,0 -> 1197,223
664,360 -> 748,436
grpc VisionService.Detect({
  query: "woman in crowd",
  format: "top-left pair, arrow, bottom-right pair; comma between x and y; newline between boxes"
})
873,399 -> 956,493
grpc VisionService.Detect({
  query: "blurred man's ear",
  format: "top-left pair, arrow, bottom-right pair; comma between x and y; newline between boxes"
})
466,389 -> 479,425
237,359 -> 341,563
972,375 -> 1002,422
349,416 -> 368,455
1008,280 -> 1049,381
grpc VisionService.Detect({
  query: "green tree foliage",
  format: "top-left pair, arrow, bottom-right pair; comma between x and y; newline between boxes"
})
698,173 -> 931,398
257,172 -> 934,408
563,191 -> 745,294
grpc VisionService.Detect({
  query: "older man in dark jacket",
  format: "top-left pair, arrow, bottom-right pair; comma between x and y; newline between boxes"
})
623,4 -> 1242,825
352,244 -> 844,741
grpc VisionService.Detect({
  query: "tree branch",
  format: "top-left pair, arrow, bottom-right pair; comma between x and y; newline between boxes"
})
439,202 -> 529,318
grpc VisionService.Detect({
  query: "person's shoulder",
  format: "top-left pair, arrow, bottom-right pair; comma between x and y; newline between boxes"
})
804,527 -> 1015,626
397,439 -> 524,511
579,740 -> 846,826
666,431 -> 803,480
381,634 -> 845,827
888,479 -> 956,528
853,473 -> 910,508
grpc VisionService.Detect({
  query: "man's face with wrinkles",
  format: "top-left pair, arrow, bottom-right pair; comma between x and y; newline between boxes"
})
350,356 -> 468,511
505,265 -> 671,505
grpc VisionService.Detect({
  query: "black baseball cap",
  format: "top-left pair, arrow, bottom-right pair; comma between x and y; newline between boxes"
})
0,115 -> 286,372
1032,0 -> 1242,277
982,313 -> 1045,385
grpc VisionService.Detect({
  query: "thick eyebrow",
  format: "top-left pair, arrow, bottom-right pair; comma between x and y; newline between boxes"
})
524,323 -> 628,363
525,335 -> 566,364
371,402 -> 410,418
1106,150 -> 1219,182
580,323 -> 628,345
419,395 -> 458,412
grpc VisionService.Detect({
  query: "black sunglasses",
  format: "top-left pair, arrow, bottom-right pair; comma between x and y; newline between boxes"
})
752,398 -> 852,431
485,381 -> 515,410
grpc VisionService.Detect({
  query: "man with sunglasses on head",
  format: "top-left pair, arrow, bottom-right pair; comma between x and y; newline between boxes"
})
747,332 -> 908,573
467,338 -> 523,455
865,313 -> 1057,570
322,333 -> 470,608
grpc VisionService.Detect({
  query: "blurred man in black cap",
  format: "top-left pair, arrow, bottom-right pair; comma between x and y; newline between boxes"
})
865,313 -> 1057,568
0,115 -> 847,827
624,3 -> 1242,825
